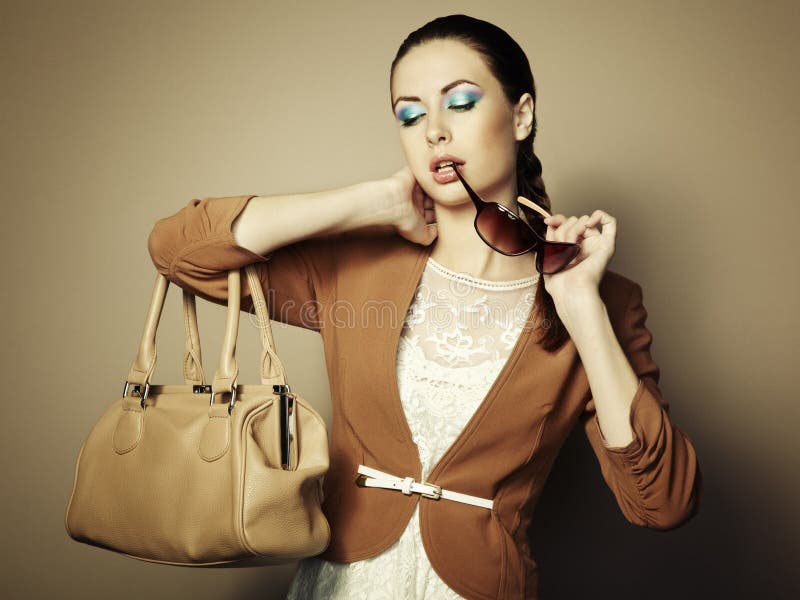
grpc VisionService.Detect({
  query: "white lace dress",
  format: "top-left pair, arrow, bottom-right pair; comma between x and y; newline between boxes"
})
285,256 -> 539,599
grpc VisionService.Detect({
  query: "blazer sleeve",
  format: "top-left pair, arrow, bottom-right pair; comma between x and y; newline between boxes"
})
581,281 -> 703,531
146,194 -> 339,331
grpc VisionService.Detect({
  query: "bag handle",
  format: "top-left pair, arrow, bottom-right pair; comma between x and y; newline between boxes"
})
123,276 -> 207,396
124,263 -> 287,404
182,290 -> 206,385
244,263 -> 286,383
210,264 -> 288,400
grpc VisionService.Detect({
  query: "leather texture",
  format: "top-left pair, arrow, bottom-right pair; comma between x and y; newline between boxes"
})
64,263 -> 331,566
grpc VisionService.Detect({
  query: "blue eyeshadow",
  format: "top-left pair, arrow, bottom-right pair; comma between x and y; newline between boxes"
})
395,87 -> 483,123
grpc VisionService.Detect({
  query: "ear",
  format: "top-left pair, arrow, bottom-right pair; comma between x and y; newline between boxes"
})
513,93 -> 534,141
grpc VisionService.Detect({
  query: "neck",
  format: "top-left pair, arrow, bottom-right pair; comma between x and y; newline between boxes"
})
428,181 -> 538,281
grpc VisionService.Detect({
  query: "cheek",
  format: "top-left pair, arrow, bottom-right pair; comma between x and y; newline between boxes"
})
398,135 -> 427,171
397,141 -> 437,194
476,109 -> 514,146
475,114 -> 518,172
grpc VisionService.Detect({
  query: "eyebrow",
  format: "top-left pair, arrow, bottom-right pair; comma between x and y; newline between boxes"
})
392,79 -> 481,110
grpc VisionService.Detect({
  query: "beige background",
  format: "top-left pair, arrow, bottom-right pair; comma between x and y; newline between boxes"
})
2,0 -> 797,598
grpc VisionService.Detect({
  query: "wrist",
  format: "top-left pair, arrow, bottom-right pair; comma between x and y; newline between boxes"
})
342,179 -> 398,230
372,176 -> 406,229
555,289 -> 605,332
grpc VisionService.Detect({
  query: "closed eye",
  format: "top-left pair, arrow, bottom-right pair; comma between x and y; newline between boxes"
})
399,101 -> 477,128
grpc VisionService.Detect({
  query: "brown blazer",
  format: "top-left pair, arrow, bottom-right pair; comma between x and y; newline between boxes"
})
147,194 -> 702,599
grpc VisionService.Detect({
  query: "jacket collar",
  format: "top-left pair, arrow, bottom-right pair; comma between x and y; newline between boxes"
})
376,236 -> 551,481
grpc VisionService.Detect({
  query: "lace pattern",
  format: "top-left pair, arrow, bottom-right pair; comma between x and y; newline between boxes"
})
286,257 -> 538,599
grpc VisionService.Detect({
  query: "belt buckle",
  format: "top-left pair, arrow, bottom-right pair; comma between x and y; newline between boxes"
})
421,481 -> 442,500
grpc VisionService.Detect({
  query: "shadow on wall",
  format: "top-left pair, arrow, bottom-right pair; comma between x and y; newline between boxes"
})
529,391 -> 794,600
233,562 -> 298,599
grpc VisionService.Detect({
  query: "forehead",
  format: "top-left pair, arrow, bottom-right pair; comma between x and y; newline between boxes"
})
392,39 -> 494,96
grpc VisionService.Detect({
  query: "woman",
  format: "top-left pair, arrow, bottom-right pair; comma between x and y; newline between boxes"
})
148,14 -> 702,600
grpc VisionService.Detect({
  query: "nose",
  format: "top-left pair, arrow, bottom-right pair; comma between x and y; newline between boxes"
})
425,108 -> 451,146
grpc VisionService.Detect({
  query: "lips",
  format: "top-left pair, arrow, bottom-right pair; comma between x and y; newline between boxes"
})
429,154 -> 465,172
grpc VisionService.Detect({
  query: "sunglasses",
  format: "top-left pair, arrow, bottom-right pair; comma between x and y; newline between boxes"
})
449,163 -> 581,275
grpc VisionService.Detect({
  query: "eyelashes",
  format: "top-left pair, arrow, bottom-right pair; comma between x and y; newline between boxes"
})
398,97 -> 479,128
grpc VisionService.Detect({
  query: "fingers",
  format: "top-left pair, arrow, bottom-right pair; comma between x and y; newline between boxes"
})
425,222 -> 438,244
411,221 -> 438,246
542,214 -> 582,243
591,209 -> 616,239
411,183 -> 437,225
543,210 -> 615,243
412,182 -> 423,213
423,193 -> 436,225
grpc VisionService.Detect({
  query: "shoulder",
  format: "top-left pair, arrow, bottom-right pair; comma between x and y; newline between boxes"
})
290,225 -> 417,296
289,224 -> 402,267
318,224 -> 418,267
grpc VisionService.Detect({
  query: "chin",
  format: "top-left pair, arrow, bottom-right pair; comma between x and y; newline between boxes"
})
429,186 -> 471,206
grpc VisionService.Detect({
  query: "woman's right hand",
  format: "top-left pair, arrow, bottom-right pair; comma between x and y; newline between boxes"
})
385,166 -> 438,246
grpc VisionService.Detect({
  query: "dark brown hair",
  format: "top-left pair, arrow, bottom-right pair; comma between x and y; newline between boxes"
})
389,14 -> 569,352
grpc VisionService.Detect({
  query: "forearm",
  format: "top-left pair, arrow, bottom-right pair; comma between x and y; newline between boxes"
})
559,291 -> 640,448
232,179 -> 396,257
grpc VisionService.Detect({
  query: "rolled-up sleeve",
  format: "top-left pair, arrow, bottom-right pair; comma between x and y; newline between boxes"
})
582,281 -> 703,531
147,194 -> 339,331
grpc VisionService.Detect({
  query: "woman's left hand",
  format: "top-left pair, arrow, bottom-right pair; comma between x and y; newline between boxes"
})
540,209 -> 617,304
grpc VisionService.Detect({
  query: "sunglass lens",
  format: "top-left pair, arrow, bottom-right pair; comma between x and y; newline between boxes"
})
475,206 -> 537,254
539,243 -> 581,274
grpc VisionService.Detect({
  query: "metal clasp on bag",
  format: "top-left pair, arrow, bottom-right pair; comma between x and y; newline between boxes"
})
210,384 -> 238,414
273,384 -> 295,470
122,381 -> 150,409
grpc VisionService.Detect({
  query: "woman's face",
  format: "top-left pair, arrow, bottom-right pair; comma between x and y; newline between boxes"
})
390,39 -> 533,208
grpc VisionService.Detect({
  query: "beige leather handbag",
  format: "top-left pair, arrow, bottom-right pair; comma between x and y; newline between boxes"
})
64,264 -> 331,566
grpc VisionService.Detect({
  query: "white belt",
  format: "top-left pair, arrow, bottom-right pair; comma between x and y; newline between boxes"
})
355,464 -> 494,510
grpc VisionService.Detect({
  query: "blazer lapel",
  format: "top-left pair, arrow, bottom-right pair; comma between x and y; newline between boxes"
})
367,235 -> 561,481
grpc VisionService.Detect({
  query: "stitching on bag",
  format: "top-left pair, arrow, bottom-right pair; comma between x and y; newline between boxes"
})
238,400 -> 271,555
199,415 -> 230,462
64,439 -> 88,537
114,407 -> 144,454
183,297 -> 191,382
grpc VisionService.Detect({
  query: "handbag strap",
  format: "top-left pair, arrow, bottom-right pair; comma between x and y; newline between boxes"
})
125,275 -> 206,387
125,263 -> 287,396
210,269 -> 241,395
210,264 -> 288,396
182,290 -> 205,385
244,263 -> 286,384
